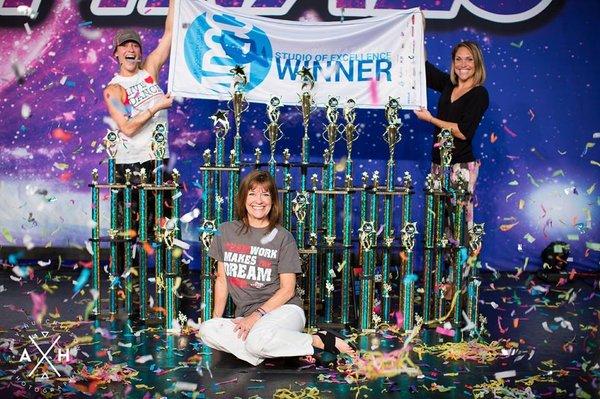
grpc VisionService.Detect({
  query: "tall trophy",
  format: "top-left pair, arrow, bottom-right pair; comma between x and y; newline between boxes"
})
298,67 -> 315,165
264,96 -> 283,176
323,96 -> 341,160
228,65 -> 248,164
383,97 -> 402,161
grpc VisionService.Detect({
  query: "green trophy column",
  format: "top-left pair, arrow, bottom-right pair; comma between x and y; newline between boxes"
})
381,97 -> 403,323
151,124 -> 167,320
90,169 -> 100,321
172,170 -> 181,307
200,149 -> 214,323
452,177 -> 468,325
422,174 -> 436,322
434,129 -> 454,319
466,224 -> 485,328
341,99 -> 359,326
108,156 -> 118,317
307,174 -> 319,328
139,169 -> 149,322
282,150 -> 292,231
123,169 -> 133,317
401,220 -> 418,331
322,97 -> 340,324
165,228 -> 175,330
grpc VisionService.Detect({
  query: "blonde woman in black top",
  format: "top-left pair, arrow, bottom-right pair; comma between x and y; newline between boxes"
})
415,41 -> 489,226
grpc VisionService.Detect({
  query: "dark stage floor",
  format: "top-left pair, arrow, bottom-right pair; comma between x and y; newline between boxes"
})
0,267 -> 598,398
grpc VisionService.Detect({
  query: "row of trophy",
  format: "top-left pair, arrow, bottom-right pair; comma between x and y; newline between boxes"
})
88,64 -> 484,336
197,65 -> 485,333
89,125 -> 182,330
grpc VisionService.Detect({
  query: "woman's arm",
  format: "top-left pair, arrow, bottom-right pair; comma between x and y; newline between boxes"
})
103,84 -> 173,137
425,60 -> 450,92
232,273 -> 297,340
212,261 -> 228,318
143,0 -> 175,81
414,108 -> 466,140
254,273 -> 296,313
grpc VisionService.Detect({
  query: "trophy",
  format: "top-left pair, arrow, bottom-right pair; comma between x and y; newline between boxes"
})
297,66 -> 315,192
292,192 -> 309,223
210,109 -> 230,139
468,223 -> 485,253
358,221 -> 375,252
401,222 -> 418,253
323,96 -> 341,160
210,109 -> 230,169
229,65 -> 248,163
383,97 -> 402,161
298,66 -> 315,139
104,129 -> 119,159
151,123 -> 167,160
438,128 -> 454,169
342,98 -> 359,159
200,219 -> 217,251
264,96 -> 283,174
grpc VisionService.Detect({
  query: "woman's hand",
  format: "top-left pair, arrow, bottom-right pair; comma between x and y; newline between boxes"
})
232,312 -> 261,341
414,107 -> 433,123
153,93 -> 174,112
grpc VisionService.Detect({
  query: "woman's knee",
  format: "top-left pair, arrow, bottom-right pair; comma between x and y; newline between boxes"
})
198,319 -> 220,343
245,330 -> 274,357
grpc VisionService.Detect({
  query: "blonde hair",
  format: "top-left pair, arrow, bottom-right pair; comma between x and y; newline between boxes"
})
450,41 -> 486,86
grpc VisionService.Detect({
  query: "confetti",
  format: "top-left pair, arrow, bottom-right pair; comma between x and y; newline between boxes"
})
73,268 -> 91,294
369,77 -> 379,105
180,208 -> 200,223
135,354 -> 154,364
523,233 -> 535,243
494,370 -> 516,380
51,127 -> 74,142
510,40 -> 523,48
502,125 -> 518,137
21,104 -> 31,119
499,221 -> 519,232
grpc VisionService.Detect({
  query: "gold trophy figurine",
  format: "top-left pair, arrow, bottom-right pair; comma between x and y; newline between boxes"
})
343,98 -> 359,157
264,96 -> 284,166
383,97 -> 403,159
323,96 -> 341,158
298,67 -> 315,132
229,65 -> 248,162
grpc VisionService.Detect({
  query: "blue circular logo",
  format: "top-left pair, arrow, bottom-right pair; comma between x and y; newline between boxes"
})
184,12 -> 272,93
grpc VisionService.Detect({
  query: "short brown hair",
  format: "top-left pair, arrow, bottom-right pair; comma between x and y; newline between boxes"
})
450,41 -> 486,87
235,170 -> 282,233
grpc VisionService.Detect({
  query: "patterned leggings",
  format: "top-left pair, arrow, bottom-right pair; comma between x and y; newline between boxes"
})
431,160 -> 480,228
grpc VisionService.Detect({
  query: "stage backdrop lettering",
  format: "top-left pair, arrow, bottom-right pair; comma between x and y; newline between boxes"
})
168,0 -> 426,109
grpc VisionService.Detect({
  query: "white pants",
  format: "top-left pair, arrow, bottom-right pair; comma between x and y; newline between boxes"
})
199,304 -> 314,366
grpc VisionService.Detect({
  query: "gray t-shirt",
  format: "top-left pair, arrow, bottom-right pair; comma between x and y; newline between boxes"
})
208,220 -> 303,317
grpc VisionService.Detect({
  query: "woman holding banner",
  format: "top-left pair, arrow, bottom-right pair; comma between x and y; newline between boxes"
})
199,170 -> 356,366
414,41 -> 489,226
102,0 -> 197,303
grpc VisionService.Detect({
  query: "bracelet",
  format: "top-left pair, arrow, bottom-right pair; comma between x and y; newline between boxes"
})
255,307 -> 267,317
147,108 -> 154,118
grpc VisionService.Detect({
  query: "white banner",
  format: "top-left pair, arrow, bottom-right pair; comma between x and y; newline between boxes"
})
168,0 -> 426,109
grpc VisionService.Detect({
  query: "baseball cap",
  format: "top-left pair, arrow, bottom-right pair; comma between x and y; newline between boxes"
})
113,29 -> 142,53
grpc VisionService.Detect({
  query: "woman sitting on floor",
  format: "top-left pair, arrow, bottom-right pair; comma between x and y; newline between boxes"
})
199,170 -> 355,366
